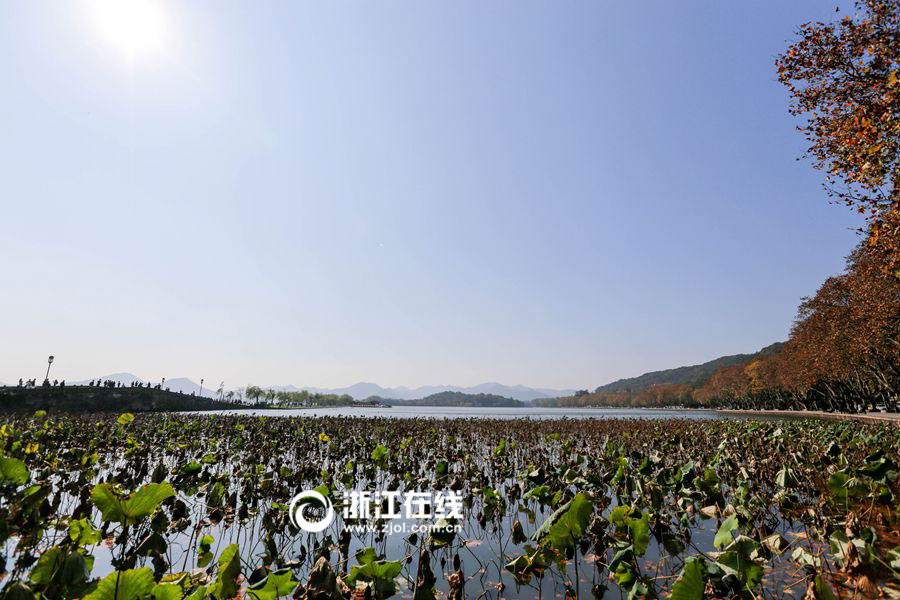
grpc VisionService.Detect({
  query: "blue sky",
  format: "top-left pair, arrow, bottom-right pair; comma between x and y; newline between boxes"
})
0,1 -> 861,390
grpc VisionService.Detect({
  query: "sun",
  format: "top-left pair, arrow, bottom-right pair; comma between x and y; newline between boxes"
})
88,0 -> 167,61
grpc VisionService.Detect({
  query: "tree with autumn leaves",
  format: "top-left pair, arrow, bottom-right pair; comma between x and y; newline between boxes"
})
694,1 -> 900,412
776,0 -> 900,277
554,230 -> 898,412
551,2 -> 899,414
693,239 -> 899,412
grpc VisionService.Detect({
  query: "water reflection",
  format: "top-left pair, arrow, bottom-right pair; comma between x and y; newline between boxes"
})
196,406 -> 735,420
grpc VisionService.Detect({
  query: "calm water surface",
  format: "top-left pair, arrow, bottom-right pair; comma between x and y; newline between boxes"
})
197,406 -> 741,419
81,407 -> 804,597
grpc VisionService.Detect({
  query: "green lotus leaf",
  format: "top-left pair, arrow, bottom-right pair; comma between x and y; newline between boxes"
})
30,547 -> 64,586
533,492 -> 593,552
670,557 -> 705,600
713,514 -> 738,549
208,544 -> 241,600
371,444 -> 388,461
69,518 -> 102,546
346,559 -> 403,599
91,483 -> 174,525
246,568 -> 299,600
0,457 -> 30,486
84,568 -> 155,600
150,583 -> 183,600
629,512 -> 651,557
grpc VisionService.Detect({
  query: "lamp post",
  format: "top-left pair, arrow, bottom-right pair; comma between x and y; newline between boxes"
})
45,356 -> 55,383
199,378 -> 204,397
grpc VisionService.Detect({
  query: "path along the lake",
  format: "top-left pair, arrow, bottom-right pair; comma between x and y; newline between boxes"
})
717,409 -> 900,425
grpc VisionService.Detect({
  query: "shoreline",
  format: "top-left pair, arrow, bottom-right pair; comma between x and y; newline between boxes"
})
715,408 -> 900,425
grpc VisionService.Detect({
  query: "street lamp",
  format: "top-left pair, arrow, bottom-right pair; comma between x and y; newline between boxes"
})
199,378 -> 204,396
45,356 -> 55,382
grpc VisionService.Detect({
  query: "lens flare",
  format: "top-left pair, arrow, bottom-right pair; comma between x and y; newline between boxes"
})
89,0 -> 167,61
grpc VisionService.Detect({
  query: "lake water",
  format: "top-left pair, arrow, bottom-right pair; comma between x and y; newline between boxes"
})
197,406 -> 744,420
134,407 -> 801,598
41,407 -> 816,599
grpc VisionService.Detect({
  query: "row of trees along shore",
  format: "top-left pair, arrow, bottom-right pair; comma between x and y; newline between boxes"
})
240,386 -> 354,407
548,1 -> 900,414
543,237 -> 898,413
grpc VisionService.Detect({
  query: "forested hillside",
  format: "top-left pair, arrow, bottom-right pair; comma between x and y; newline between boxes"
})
593,343 -> 784,394
544,233 -> 898,413
373,391 -> 524,407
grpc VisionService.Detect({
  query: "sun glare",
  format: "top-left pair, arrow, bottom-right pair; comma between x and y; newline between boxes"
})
89,0 -> 167,61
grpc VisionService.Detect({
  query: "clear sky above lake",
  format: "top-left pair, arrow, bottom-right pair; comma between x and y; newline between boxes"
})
0,1 -> 861,390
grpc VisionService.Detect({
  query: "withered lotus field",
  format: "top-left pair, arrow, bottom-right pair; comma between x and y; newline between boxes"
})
0,413 -> 898,599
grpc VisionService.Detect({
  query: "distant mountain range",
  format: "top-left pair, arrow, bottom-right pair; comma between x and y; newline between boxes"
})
374,391 -> 525,408
10,346 -> 785,403
67,375 -> 574,402
592,342 -> 785,394
7,345 -> 788,403
275,382 -> 574,402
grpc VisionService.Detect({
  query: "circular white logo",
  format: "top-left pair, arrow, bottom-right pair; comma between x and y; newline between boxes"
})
288,490 -> 334,533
